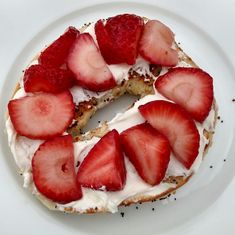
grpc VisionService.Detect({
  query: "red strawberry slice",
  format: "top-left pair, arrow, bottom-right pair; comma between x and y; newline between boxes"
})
120,123 -> 170,185
94,20 -> 121,64
139,101 -> 200,169
77,130 -> 126,191
8,91 -> 74,140
67,33 -> 116,92
155,67 -> 214,122
139,20 -> 178,66
23,64 -> 75,93
39,26 -> 80,68
95,14 -> 144,65
32,135 -> 82,203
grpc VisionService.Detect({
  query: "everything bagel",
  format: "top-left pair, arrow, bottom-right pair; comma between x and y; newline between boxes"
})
6,14 -> 217,214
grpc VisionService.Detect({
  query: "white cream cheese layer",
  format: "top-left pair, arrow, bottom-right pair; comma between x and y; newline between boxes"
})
5,22 -> 216,213
6,88 -> 215,213
55,95 -> 214,213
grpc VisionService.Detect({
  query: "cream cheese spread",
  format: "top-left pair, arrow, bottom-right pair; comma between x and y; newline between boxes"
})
5,23 -> 216,213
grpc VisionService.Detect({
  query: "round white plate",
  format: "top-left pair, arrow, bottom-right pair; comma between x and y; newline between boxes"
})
1,1 -> 235,235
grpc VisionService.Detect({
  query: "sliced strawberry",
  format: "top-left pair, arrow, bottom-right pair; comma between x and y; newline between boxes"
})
67,33 -> 116,92
139,101 -> 200,169
77,130 -> 126,191
8,91 -> 74,140
155,67 -> 214,122
23,64 -> 75,93
94,20 -> 121,64
120,123 -> 170,185
39,26 -> 80,68
95,14 -> 144,65
139,20 -> 178,66
32,135 -> 82,203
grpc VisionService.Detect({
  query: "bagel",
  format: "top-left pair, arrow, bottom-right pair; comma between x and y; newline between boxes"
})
5,14 -> 217,214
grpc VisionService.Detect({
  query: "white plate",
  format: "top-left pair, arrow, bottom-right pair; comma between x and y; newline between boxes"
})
1,1 -> 235,235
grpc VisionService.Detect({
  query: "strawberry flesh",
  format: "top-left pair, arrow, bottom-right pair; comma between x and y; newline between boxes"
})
77,130 -> 126,191
139,20 -> 178,66
139,100 -> 200,169
23,64 -> 75,93
39,26 -> 80,68
67,33 -> 116,92
155,67 -> 214,122
32,135 -> 82,203
120,123 -> 170,185
94,20 -> 121,64
8,91 -> 75,140
95,14 -> 144,65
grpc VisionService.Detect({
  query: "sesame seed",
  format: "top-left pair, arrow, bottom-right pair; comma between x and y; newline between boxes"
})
152,208 -> 155,211
224,159 -> 226,162
136,206 -> 139,210
210,165 -> 213,168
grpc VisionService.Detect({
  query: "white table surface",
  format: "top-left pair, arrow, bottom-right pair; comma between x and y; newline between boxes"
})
0,0 -> 235,234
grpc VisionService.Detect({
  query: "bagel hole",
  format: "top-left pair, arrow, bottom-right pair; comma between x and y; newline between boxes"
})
83,94 -> 139,133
